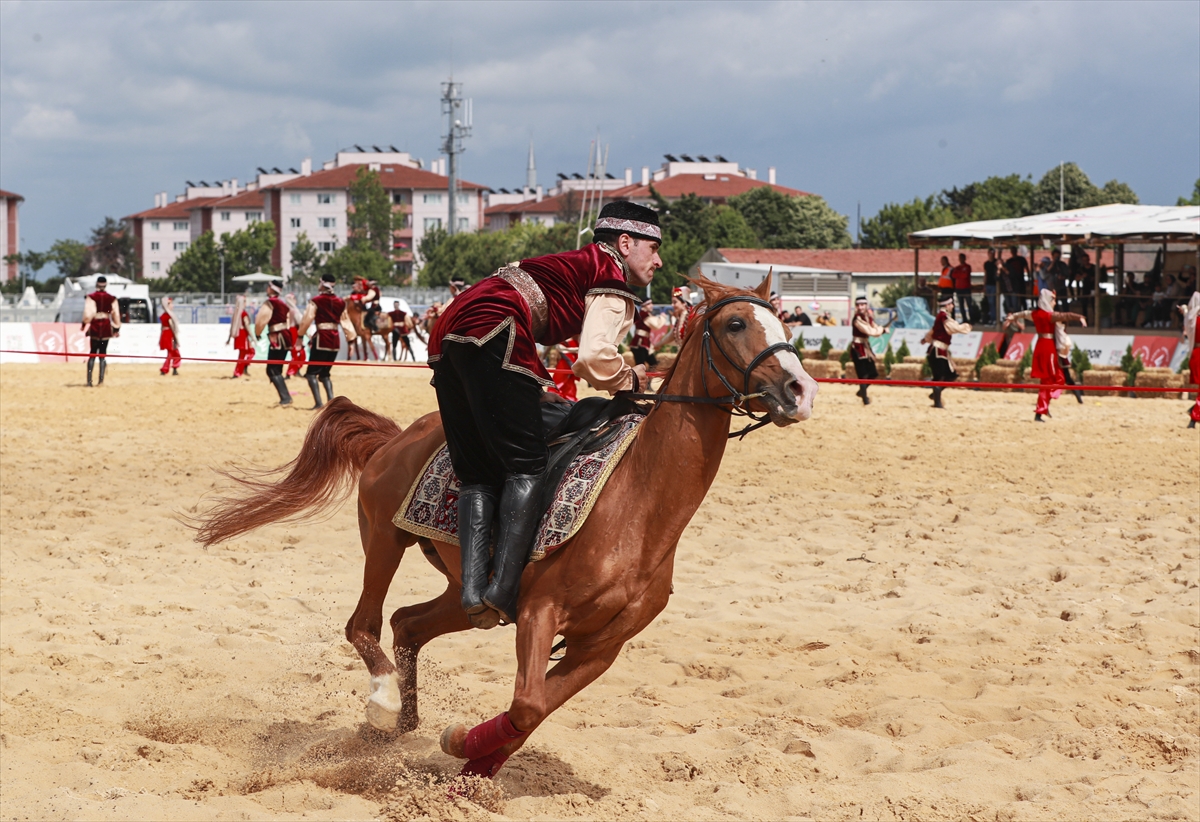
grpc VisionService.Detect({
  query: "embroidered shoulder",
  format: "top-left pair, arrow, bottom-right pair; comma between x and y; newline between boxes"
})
587,287 -> 638,301
595,242 -> 630,279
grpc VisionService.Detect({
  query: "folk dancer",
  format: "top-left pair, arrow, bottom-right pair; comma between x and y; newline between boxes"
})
427,201 -> 661,631
255,279 -> 298,406
548,338 -> 580,401
849,296 -> 888,405
1003,289 -> 1086,421
1178,292 -> 1200,428
630,296 -> 658,367
1055,311 -> 1084,404
158,296 -> 181,375
770,292 -> 788,322
653,285 -> 693,353
284,293 -> 307,378
228,295 -> 257,378
921,294 -> 972,408
297,273 -> 355,409
82,275 -> 120,387
445,275 -> 467,308
387,301 -> 413,361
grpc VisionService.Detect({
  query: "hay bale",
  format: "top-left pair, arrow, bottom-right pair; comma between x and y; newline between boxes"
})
889,363 -> 924,381
801,359 -> 842,380
1134,370 -> 1184,398
953,358 -> 978,381
994,359 -> 1020,369
979,364 -> 1016,389
903,356 -> 925,364
827,349 -> 845,361
1082,369 -> 1125,397
798,348 -> 820,360
843,361 -> 859,379
1091,364 -> 1123,372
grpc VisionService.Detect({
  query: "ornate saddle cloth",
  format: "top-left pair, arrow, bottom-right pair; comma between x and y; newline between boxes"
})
393,414 -> 645,562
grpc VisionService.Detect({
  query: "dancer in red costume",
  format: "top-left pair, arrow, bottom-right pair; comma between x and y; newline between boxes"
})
1179,292 -> 1200,428
1004,289 -> 1086,422
547,339 -> 580,400
158,296 -> 181,375
227,295 -> 257,378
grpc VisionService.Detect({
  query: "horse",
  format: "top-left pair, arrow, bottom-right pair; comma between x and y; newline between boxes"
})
194,274 -> 816,780
345,298 -> 392,361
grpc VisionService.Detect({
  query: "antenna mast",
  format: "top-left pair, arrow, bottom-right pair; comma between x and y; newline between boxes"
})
441,79 -> 472,235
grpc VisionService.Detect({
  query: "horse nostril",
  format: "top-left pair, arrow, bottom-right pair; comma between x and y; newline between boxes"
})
789,380 -> 804,402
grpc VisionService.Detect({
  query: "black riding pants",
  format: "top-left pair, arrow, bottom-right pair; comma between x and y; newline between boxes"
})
852,353 -> 878,381
89,337 -> 109,358
928,352 -> 957,383
433,335 -> 547,487
306,346 -> 337,378
266,346 -> 288,379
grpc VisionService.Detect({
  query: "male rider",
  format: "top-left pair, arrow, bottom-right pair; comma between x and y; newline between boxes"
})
428,201 -> 661,630
83,275 -> 121,387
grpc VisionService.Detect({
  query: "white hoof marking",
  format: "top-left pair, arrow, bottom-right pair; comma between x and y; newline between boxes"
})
366,672 -> 402,731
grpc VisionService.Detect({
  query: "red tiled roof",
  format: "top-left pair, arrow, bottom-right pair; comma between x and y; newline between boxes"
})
202,190 -> 265,210
715,247 -> 994,273
0,189 -> 24,201
270,163 -> 485,191
124,197 -> 222,221
485,192 -> 570,216
610,174 -> 810,201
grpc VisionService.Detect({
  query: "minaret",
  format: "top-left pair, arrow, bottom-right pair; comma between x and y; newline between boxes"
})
526,140 -> 537,190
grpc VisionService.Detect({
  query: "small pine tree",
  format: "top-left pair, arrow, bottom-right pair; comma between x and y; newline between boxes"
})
818,336 -> 833,359
975,342 -> 999,377
1070,345 -> 1092,378
839,347 -> 852,366
1120,344 -> 1144,388
1016,347 -> 1033,382
882,343 -> 895,376
896,339 -> 911,360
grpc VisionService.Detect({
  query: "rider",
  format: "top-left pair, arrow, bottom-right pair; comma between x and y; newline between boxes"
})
427,201 -> 661,628
849,296 -> 887,405
255,279 -> 299,406
352,277 -> 382,332
83,275 -> 121,387
297,272 -> 356,408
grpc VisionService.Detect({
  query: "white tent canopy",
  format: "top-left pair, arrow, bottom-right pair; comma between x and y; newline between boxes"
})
909,204 -> 1200,247
230,271 -> 276,283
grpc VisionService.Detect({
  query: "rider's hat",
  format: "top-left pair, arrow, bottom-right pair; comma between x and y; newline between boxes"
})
595,202 -> 661,242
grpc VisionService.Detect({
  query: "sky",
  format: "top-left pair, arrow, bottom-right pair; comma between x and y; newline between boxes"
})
1,0 -> 1198,263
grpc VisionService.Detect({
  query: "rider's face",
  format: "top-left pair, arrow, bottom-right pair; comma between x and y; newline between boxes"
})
618,235 -> 661,289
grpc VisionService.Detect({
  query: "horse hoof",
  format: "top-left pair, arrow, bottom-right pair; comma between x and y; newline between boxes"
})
441,723 -> 468,758
366,699 -> 400,732
468,608 -> 501,630
365,672 -> 402,731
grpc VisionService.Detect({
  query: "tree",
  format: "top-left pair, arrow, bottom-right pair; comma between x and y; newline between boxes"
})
1089,179 -> 1139,207
1,250 -> 49,294
1178,179 -> 1200,206
860,196 -> 956,249
790,194 -> 852,249
90,217 -> 139,277
289,232 -> 323,285
162,221 -> 277,291
162,231 -> 220,291
1029,162 -> 1138,214
728,187 -> 851,249
347,167 -> 396,255
416,221 -> 579,287
877,279 -> 915,307
940,174 -> 1035,221
46,239 -> 91,278
322,244 -> 394,285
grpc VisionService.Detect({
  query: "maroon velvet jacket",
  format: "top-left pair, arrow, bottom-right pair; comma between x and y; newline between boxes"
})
310,292 -> 346,351
86,291 -> 117,339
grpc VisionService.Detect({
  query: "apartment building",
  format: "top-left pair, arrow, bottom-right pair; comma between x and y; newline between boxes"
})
1,189 -> 22,281
126,188 -> 226,278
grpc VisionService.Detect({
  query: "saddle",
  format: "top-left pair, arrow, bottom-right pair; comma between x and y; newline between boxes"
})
536,395 -> 644,516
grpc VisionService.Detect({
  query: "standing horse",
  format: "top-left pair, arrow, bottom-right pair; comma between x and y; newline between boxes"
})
345,298 -> 392,361
195,275 -> 816,779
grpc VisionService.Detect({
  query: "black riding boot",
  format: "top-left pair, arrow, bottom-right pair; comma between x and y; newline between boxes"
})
458,484 -> 500,628
306,374 -> 324,408
271,374 -> 293,405
320,375 -> 334,402
97,358 -> 107,385
86,358 -> 94,387
482,473 -> 542,624
932,387 -> 944,409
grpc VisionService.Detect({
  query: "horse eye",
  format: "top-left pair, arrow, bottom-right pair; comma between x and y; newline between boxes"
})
728,318 -> 746,332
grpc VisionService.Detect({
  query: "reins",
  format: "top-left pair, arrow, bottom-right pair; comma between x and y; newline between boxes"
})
620,295 -> 796,440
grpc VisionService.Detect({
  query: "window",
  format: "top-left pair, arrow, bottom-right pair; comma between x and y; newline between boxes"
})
423,193 -> 442,204
247,212 -> 262,223
150,241 -> 160,251
458,194 -> 469,205
395,213 -> 409,229
290,241 -> 297,250
289,193 -> 302,205
150,221 -> 160,231
457,217 -> 469,231
391,192 -> 406,205
220,211 -> 231,221
173,241 -> 189,251
289,217 -> 301,228
318,241 -> 337,252
424,217 -> 442,231
319,217 -> 336,228
173,221 -> 188,231
317,193 -> 334,204
151,261 -> 161,272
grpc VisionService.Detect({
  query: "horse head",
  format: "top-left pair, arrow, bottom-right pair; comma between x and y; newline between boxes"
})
688,272 -> 817,426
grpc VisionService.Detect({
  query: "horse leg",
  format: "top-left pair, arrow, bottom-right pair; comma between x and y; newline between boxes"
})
346,504 -> 412,731
389,580 -> 473,733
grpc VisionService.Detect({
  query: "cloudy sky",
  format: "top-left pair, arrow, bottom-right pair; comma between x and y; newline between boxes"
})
1,0 -> 1197,259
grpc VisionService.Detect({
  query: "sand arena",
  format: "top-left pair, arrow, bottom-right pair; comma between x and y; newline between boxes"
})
0,362 -> 1197,821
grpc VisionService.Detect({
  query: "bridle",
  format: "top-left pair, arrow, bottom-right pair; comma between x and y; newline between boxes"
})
623,295 -> 798,439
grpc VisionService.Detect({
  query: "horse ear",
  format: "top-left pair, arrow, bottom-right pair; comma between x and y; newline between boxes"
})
754,268 -> 773,300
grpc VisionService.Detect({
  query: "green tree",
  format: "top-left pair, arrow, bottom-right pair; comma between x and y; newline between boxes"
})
940,174 -> 1035,221
90,217 -> 139,277
1029,163 -> 1139,214
163,221 -> 277,291
289,232 -> 323,285
877,279 -> 915,307
47,239 -> 91,278
860,196 -> 956,249
1178,179 -> 1200,206
322,244 -> 394,285
1,250 -> 49,293
347,167 -> 396,255
728,187 -> 851,249
162,231 -> 220,291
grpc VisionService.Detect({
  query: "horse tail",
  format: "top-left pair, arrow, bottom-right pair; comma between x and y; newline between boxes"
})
193,396 -> 401,547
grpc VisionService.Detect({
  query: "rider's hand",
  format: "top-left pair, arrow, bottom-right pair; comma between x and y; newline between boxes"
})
631,363 -> 649,391
540,390 -> 570,404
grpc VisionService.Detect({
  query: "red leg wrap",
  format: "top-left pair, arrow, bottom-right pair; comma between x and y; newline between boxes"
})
459,750 -> 509,779
463,712 -> 523,761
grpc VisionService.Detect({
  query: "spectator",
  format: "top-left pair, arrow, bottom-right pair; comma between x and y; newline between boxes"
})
788,305 -> 813,326
816,311 -> 838,327
1048,249 -> 1070,310
951,252 -> 973,322
937,256 -> 953,295
1035,257 -> 1054,296
769,293 -> 788,322
1004,246 -> 1029,311
983,248 -> 999,323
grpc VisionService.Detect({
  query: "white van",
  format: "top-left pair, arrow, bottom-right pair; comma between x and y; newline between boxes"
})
57,274 -> 155,325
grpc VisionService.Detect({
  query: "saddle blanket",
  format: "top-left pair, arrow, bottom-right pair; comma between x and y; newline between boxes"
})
393,414 -> 644,561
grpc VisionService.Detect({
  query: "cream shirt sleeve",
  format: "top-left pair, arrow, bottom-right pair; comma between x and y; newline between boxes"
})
944,317 -> 972,335
297,302 -> 317,336
573,293 -> 635,393
254,303 -> 272,336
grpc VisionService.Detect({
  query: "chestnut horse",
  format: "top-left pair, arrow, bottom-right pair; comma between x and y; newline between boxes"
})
195,275 -> 816,779
345,298 -> 392,361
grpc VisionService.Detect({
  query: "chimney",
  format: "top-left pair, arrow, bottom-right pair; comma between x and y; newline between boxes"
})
624,167 -> 633,186
301,157 -> 312,176
230,178 -> 238,193
747,168 -> 757,181
641,167 -> 650,186
768,167 -> 776,185
536,185 -> 543,202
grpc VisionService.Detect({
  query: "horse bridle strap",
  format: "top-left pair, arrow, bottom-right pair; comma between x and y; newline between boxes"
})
620,294 -> 796,439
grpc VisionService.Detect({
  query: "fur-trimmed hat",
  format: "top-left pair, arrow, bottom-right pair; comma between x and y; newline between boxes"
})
594,202 -> 661,242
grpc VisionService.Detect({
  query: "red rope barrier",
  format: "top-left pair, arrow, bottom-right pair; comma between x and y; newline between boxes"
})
3,348 -> 1192,395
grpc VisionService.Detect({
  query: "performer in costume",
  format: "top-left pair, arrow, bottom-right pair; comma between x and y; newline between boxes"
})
428,201 -> 661,630
387,300 -> 412,361
921,294 -> 972,408
158,296 -> 181,375
255,279 -> 297,406
1177,292 -> 1200,428
82,275 -> 120,387
350,277 -> 382,332
227,295 -> 257,378
547,338 -> 580,401
284,293 -> 307,378
1004,289 -> 1086,421
653,286 -> 693,353
1055,312 -> 1084,404
849,296 -> 888,405
297,272 -> 356,408
630,296 -> 658,367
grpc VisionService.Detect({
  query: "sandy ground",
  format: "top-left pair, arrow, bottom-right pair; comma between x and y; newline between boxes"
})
1,361 -> 1198,822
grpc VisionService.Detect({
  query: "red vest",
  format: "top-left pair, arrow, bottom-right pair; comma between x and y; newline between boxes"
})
929,311 -> 953,357
310,292 -> 345,351
265,297 -> 291,348
158,312 -> 176,350
87,291 -> 117,338
1030,308 -> 1059,381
